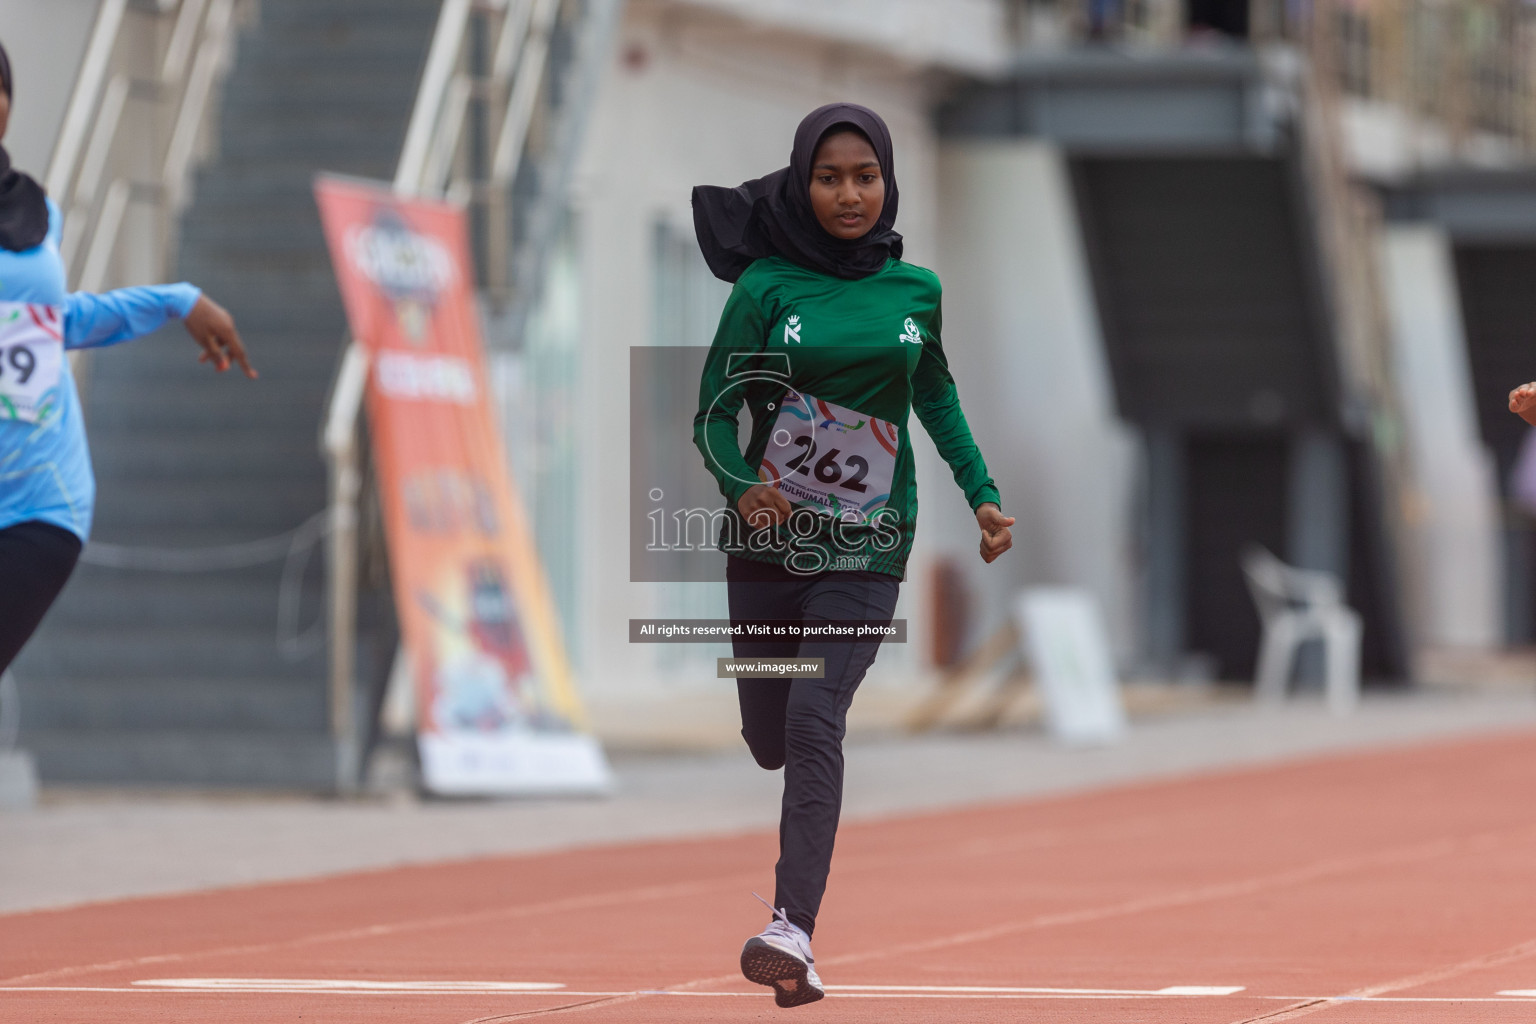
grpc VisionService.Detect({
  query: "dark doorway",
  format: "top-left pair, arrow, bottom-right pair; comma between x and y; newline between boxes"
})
1183,434 -> 1289,680
1187,0 -> 1249,38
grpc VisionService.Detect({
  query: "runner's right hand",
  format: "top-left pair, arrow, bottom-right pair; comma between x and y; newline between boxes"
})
738,483 -> 793,530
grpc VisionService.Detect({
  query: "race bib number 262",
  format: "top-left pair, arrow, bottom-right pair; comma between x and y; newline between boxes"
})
0,303 -> 65,424
758,390 -> 899,522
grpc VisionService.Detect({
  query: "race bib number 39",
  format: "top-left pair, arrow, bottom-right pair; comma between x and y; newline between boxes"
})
759,390 -> 899,521
0,303 -> 65,424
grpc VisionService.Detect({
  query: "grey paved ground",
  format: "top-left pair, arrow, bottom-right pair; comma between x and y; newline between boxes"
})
3,686 -> 1536,915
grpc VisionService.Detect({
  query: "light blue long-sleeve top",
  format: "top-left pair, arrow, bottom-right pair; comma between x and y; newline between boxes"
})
0,197 -> 201,541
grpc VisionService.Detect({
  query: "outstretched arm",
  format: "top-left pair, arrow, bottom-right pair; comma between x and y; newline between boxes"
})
65,285 -> 255,378
64,283 -> 200,350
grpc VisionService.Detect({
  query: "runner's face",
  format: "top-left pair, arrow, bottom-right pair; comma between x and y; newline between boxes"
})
0,92 -> 9,142
808,130 -> 884,240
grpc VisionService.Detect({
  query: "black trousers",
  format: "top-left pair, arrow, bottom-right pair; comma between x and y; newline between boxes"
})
0,521 -> 83,676
726,555 -> 900,937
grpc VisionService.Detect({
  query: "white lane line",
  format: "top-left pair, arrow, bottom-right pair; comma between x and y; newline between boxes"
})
131,978 -> 563,993
4,986 -> 1536,1003
828,984 -> 1245,996
0,987 -> 1226,1000
1227,934 -> 1536,1024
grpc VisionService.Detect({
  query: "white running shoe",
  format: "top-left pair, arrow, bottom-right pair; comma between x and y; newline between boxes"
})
740,893 -> 825,1008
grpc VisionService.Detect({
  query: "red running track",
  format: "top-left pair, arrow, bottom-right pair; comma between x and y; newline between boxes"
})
8,729 -> 1536,1022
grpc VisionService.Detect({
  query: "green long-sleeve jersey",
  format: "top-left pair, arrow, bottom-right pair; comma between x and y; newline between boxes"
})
692,256 -> 999,579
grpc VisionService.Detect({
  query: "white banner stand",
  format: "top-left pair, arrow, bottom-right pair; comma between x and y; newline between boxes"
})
1013,588 -> 1126,745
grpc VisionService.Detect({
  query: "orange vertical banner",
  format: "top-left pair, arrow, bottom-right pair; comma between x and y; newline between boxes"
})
315,175 -> 608,794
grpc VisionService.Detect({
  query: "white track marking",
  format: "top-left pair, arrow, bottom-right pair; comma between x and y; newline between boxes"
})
1225,934 -> 1536,1024
14,818 -> 1536,995
4,982 -> 1536,1003
1161,986 -> 1249,995
828,984 -> 1245,996
0,871 -> 769,987
132,978 -> 564,993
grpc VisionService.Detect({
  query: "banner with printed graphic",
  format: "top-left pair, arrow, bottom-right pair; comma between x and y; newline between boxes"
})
315,175 -> 609,795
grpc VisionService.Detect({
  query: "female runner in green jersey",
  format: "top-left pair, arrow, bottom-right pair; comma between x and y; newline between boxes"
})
693,102 -> 1013,1007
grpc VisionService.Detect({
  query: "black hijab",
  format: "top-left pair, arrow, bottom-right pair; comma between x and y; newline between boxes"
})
692,102 -> 901,283
0,41 -> 50,253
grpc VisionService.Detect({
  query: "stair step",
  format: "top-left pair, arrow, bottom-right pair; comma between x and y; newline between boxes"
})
188,183 -> 325,213
82,316 -> 347,353
231,40 -> 431,74
14,677 -> 328,732
45,573 -> 319,628
89,478 -> 326,528
173,244 -> 342,275
186,192 -> 335,222
176,216 -> 337,252
190,153 -> 398,187
179,219 -> 332,252
217,111 -> 409,148
191,169 -> 335,198
85,349 -> 341,388
83,378 -> 328,423
82,320 -> 344,353
249,19 -> 438,49
255,0 -> 438,17
223,77 -> 425,107
89,461 -> 326,489
87,431 -> 323,477
211,322 -> 349,347
20,729 -> 341,788
13,625 -> 324,681
177,268 -> 344,302
81,521 -> 336,549
215,146 -> 403,173
181,202 -> 331,228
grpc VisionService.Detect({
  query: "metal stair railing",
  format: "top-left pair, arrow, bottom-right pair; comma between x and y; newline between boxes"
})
46,0 -> 250,294
389,0 -> 623,312
321,0 -> 623,783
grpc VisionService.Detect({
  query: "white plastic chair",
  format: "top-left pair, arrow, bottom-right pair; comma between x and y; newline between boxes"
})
1240,545 -> 1362,715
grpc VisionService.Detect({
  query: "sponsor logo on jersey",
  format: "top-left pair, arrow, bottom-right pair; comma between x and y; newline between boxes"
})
784,314 -> 802,344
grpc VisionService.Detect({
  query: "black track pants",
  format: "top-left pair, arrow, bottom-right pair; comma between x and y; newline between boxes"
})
726,555 -> 900,938
0,521 -> 83,676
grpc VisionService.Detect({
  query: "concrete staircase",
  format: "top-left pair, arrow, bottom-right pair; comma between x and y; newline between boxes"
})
15,0 -> 439,787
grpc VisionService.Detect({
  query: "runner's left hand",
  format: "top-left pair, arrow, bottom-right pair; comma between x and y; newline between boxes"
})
1511,382 -> 1536,426
976,502 -> 1014,564
184,295 -> 257,379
